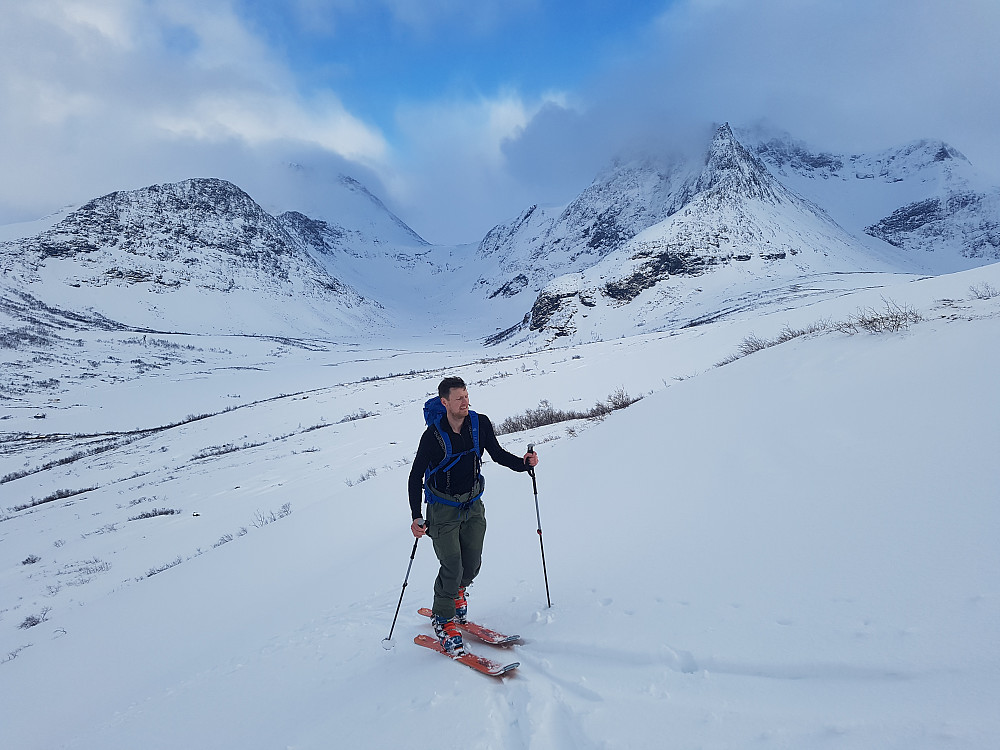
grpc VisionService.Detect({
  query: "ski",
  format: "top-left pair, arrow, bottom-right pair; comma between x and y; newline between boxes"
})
413,635 -> 519,676
417,607 -> 521,645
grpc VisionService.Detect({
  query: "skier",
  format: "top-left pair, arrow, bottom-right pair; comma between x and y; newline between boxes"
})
408,376 -> 538,656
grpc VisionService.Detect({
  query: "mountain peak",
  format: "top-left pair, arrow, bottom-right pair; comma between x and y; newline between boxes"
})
696,123 -> 786,203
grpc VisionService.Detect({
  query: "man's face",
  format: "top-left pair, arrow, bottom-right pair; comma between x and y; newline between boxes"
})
441,387 -> 470,420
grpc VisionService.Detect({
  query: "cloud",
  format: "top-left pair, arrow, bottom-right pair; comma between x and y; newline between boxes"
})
2,0 -> 998,248
0,0 -> 387,223
536,0 -> 1000,168
477,0 -> 1000,246
384,88 -> 570,243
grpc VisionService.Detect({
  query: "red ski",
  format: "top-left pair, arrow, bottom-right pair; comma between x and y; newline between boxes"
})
417,607 -> 521,646
413,635 -> 519,676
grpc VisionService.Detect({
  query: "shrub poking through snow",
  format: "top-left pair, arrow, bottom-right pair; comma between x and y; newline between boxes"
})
834,298 -> 922,334
128,508 -> 181,521
497,388 -> 642,435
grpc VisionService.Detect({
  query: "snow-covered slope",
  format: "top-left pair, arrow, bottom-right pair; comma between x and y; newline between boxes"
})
475,123 -> 1000,345
751,130 -> 1000,272
475,152 -> 699,294
486,125 -> 920,345
2,262 -> 998,750
0,178 -> 385,337
3,124 -> 998,347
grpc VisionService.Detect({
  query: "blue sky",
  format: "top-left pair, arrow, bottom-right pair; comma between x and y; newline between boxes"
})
234,0 -> 667,139
2,0 -> 999,244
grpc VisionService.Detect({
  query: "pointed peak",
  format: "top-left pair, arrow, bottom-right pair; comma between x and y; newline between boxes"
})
705,122 -> 750,164
697,123 -> 789,204
707,122 -> 739,152
713,121 -> 735,140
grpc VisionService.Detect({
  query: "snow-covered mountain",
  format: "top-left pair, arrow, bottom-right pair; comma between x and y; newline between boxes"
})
482,125 -> 905,343
2,121 -> 1000,749
0,178 -> 389,337
0,175 -> 497,341
750,131 -> 1000,271
2,124 -> 998,346
479,124 -> 1000,344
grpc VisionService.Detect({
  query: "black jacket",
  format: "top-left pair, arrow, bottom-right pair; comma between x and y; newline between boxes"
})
408,412 -> 528,519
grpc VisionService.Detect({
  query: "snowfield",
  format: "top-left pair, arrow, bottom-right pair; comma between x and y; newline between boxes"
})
2,263 -> 999,749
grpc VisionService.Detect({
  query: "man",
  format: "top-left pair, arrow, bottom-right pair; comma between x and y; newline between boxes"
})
408,376 -> 539,656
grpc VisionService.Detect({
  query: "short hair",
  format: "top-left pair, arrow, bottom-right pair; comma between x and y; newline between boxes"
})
438,376 -> 467,399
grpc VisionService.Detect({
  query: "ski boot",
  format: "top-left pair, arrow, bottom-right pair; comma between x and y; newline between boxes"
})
432,615 -> 466,657
454,586 -> 468,624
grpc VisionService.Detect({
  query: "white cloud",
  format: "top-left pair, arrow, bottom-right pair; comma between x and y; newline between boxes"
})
384,88 -> 573,243
485,0 -> 1000,242
0,0 -> 388,222
2,0 -> 998,247
608,0 -> 1000,166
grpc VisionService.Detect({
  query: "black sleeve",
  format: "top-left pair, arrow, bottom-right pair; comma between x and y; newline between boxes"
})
478,414 -> 530,473
407,429 -> 438,519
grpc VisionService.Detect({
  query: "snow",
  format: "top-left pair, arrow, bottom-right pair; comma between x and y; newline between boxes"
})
3,261 -> 999,749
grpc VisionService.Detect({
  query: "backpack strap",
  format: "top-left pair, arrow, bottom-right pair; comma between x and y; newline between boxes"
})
424,410 -> 483,506
469,411 -> 480,457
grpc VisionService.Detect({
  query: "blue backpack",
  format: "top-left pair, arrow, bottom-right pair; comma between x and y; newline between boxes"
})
422,396 -> 484,508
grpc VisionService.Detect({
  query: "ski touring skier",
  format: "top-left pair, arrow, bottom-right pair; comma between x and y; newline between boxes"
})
408,376 -> 538,657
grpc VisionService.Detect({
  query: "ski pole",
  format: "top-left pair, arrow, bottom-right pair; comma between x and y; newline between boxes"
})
527,444 -> 552,608
382,520 -> 424,649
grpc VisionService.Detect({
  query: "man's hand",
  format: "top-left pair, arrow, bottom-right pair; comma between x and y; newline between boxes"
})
524,450 -> 539,468
411,518 -> 427,538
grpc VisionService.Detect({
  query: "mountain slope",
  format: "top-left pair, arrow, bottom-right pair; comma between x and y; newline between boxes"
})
475,153 -> 698,295
1,124 -> 997,346
0,178 -> 384,336
488,124 -> 913,344
2,263 -> 998,750
752,131 -> 1000,272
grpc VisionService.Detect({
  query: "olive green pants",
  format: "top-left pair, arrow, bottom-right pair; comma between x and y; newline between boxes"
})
426,497 -> 487,619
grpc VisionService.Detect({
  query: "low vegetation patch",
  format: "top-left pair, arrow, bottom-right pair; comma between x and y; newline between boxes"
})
716,321 -> 830,366
10,486 -> 98,512
717,297 -> 923,367
969,282 -> 999,300
128,508 -> 181,521
146,556 -> 182,578
338,409 -> 378,423
18,608 -> 51,630
0,326 -> 51,349
251,503 -> 292,528
833,298 -> 922,334
496,387 -> 642,435
191,441 -> 266,460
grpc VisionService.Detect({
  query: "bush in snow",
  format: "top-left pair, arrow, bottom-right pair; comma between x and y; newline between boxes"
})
717,299 -> 920,368
251,503 -> 292,528
716,322 -> 831,366
497,388 -> 642,435
969,282 -> 999,300
146,556 -> 183,578
835,298 -> 922,334
338,409 -> 378,423
18,608 -> 50,629
10,486 -> 98,512
128,508 -> 181,521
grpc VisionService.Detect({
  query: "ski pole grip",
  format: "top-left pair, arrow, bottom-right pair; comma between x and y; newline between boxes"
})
527,443 -> 534,453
